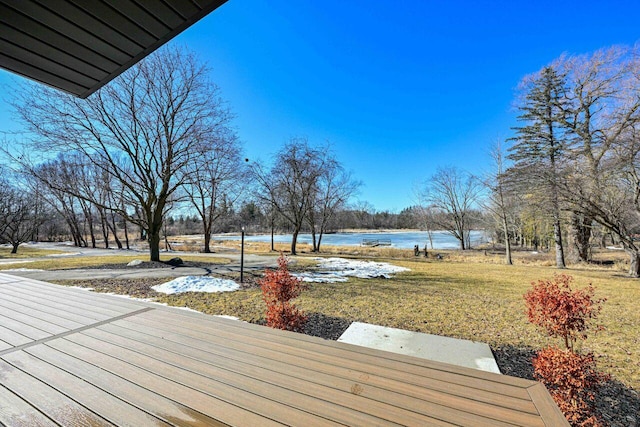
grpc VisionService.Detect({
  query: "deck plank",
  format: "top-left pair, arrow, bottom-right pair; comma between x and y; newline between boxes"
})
24,344 -> 228,427
0,277 -> 145,311
0,306 -> 68,336
0,360 -> 112,426
0,283 -> 135,319
0,297 -> 86,330
0,288 -> 110,324
1,351 -> 170,426
85,324 -> 539,427
0,383 -> 55,427
0,314 -> 53,342
53,333 -> 354,426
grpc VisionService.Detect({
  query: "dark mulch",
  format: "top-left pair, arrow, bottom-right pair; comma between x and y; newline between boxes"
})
81,259 -> 219,270
494,346 -> 639,427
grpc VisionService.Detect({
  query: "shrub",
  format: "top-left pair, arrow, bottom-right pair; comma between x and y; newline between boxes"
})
533,347 -> 609,427
524,274 -> 608,426
259,254 -> 307,332
524,274 -> 604,351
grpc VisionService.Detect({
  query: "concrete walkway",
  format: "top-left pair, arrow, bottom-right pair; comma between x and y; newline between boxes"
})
338,322 -> 501,374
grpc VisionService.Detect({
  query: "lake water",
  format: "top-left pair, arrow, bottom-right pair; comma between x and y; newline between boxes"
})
213,230 -> 488,250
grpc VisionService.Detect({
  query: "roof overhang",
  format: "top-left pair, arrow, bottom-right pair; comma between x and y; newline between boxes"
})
0,0 -> 227,98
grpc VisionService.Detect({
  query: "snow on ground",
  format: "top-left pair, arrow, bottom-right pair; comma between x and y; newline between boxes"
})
295,257 -> 410,283
1,268 -> 45,271
152,276 -> 240,294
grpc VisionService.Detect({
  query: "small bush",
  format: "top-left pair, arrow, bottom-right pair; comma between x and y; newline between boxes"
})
259,254 -> 307,332
524,274 -> 605,351
524,274 -> 608,426
533,347 -> 609,427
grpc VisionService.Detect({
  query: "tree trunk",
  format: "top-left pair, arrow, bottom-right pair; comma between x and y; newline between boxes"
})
310,228 -> 318,252
291,228 -> 299,255
11,243 -> 19,254
270,217 -> 275,252
569,213 -> 592,262
502,217 -> 512,265
553,219 -> 565,269
110,214 -> 123,249
123,221 -> 130,249
203,232 -> 212,253
149,231 -> 161,262
628,250 -> 640,278
317,230 -> 324,253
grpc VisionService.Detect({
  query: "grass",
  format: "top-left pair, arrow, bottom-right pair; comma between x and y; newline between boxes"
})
0,246 -> 65,258
0,254 -> 230,270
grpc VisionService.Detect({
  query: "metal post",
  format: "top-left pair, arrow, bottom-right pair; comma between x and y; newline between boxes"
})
240,226 -> 245,283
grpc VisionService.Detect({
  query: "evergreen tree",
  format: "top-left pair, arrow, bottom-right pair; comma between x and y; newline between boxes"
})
508,66 -> 570,269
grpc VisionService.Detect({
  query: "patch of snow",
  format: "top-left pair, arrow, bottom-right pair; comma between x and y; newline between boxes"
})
606,246 -> 624,250
296,257 -> 410,283
152,276 -> 240,294
214,314 -> 240,321
127,259 -> 144,267
2,268 -> 45,272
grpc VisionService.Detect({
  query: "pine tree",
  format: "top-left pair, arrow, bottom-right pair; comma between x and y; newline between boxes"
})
508,66 -> 571,269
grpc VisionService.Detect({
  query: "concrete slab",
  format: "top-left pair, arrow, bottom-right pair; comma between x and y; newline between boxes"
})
338,322 -> 501,374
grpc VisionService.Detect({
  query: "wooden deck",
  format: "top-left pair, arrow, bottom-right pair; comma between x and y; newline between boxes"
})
0,273 -> 568,426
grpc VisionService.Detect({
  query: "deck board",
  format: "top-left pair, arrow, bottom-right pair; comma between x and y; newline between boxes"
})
0,360 -> 112,426
0,273 -> 569,426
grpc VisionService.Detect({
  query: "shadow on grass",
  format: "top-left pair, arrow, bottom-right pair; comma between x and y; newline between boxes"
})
493,345 -> 639,427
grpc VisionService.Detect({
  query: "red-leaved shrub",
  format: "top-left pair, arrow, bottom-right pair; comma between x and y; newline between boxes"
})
524,274 -> 604,351
524,274 -> 608,426
533,347 -> 609,427
259,254 -> 307,332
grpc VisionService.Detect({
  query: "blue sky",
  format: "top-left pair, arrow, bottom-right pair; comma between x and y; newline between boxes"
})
1,0 -> 639,211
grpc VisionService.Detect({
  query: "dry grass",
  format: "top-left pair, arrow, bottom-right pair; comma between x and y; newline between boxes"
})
0,246 -> 65,259
0,254 -> 229,270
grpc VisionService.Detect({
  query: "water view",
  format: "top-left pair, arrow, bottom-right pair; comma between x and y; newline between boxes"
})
213,230 -> 488,250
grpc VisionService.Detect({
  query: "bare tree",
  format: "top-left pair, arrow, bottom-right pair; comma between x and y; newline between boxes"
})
31,157 -> 87,247
562,123 -> 640,276
11,46 -> 232,261
251,138 -> 327,255
182,128 -> 245,253
0,177 -> 44,254
482,142 -> 515,264
307,153 -> 360,252
556,46 -> 640,262
421,167 -> 483,250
